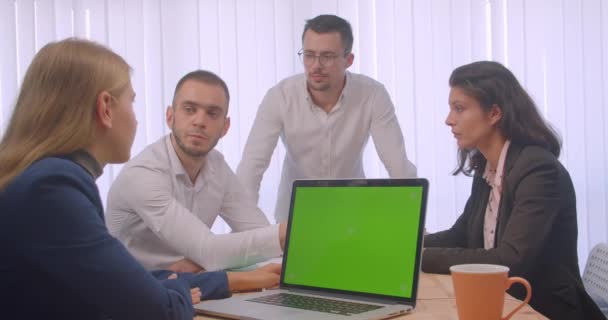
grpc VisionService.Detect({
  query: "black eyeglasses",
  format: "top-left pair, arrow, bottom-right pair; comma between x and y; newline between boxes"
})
297,49 -> 344,67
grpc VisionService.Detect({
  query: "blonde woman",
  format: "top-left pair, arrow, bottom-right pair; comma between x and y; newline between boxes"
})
0,38 -> 279,320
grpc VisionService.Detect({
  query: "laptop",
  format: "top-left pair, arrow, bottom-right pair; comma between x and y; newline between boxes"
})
196,178 -> 428,320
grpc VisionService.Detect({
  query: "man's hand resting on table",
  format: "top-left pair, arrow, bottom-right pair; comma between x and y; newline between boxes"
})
227,263 -> 282,292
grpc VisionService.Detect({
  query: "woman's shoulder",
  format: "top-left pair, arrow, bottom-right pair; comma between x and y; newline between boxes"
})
507,144 -> 570,182
15,157 -> 90,184
0,157 -> 101,238
3,157 -> 94,201
510,144 -> 560,167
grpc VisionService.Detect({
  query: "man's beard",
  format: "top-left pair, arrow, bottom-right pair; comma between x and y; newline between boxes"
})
307,70 -> 330,92
172,121 -> 218,158
307,79 -> 330,92
173,132 -> 210,158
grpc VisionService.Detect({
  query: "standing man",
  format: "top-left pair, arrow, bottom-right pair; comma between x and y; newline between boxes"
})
237,14 -> 417,222
106,70 -> 285,273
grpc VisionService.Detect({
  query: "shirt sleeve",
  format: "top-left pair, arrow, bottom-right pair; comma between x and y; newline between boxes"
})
8,173 -> 194,320
113,165 -> 282,271
236,87 -> 284,201
369,84 -> 417,178
221,167 -> 274,231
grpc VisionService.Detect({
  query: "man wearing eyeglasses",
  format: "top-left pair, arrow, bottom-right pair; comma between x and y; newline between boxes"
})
237,14 -> 417,223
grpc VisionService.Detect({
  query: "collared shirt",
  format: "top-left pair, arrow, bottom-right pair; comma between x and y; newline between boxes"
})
106,135 -> 282,271
236,72 -> 417,222
483,140 -> 511,249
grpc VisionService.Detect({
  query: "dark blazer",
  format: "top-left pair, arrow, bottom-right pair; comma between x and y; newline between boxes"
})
422,144 -> 605,320
0,156 -> 229,320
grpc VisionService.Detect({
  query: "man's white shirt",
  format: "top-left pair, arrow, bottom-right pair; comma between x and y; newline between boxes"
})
237,72 -> 417,222
106,135 -> 282,271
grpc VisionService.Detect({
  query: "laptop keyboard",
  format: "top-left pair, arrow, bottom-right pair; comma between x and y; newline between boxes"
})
247,293 -> 384,316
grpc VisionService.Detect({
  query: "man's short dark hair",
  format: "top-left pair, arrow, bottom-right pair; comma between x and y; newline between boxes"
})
172,70 -> 230,107
302,14 -> 353,54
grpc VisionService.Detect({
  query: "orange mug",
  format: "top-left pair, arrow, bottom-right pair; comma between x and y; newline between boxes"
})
450,264 -> 532,320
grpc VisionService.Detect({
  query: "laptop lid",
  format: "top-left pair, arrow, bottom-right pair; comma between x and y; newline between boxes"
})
280,178 -> 428,305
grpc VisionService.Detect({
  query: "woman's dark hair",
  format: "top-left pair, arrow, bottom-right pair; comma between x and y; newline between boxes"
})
450,61 -> 561,176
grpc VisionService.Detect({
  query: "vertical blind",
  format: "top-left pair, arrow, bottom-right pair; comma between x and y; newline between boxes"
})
1,0 -> 606,268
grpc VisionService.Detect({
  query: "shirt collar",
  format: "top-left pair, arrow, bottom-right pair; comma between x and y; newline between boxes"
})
165,134 -> 188,177
164,134 -> 214,187
341,71 -> 352,97
67,150 -> 103,179
483,140 -> 512,188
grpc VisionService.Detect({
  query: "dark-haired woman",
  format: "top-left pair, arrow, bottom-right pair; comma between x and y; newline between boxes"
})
422,61 -> 605,320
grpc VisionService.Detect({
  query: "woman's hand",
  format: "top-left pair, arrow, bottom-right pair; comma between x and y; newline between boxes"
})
167,273 -> 203,304
190,287 -> 202,304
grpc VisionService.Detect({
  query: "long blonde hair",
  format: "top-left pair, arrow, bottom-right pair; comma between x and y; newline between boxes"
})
0,38 -> 131,190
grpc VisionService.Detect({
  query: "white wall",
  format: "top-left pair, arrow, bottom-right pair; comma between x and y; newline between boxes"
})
1,0 -> 606,268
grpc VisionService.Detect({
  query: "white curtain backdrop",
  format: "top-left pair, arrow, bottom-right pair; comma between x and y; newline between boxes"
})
1,0 -> 606,268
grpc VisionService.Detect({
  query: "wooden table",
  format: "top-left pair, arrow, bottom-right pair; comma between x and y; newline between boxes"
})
196,272 -> 547,319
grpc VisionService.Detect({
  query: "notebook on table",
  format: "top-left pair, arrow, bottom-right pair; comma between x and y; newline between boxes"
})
195,178 -> 429,320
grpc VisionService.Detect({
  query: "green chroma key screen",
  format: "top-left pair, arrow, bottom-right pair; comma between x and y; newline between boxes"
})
283,185 -> 423,298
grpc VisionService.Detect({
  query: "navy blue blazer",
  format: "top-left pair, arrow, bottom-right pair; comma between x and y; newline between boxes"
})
0,156 -> 229,320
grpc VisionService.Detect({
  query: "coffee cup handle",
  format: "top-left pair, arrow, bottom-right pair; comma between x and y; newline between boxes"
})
502,277 -> 532,320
